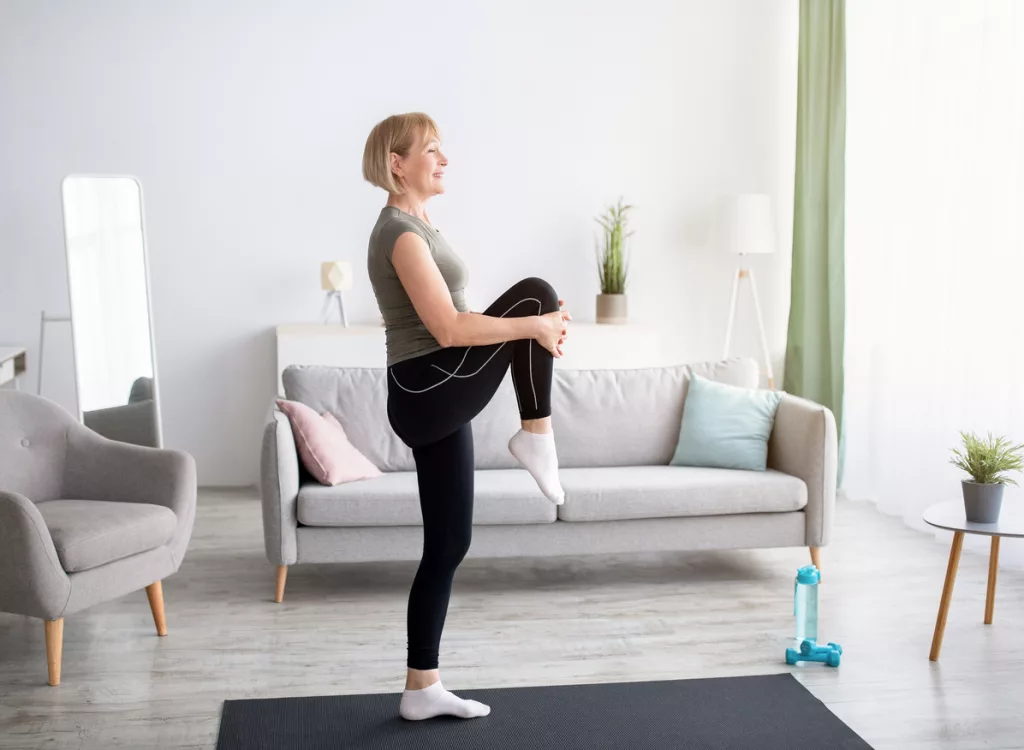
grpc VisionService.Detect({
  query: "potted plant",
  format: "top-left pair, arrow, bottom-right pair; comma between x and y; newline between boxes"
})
595,198 -> 633,324
949,431 -> 1024,523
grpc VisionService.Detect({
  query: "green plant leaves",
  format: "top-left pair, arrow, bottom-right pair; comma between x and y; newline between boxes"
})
595,196 -> 633,295
950,430 -> 1024,486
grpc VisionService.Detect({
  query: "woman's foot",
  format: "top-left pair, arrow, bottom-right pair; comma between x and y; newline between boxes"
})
509,426 -> 565,505
399,680 -> 491,720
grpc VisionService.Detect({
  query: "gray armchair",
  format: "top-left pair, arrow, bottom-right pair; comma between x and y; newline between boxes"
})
0,390 -> 196,685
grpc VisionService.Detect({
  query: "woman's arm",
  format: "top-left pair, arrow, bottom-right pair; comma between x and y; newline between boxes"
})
392,232 -> 540,348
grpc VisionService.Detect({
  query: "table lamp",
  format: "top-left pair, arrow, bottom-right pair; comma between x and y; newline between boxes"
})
712,194 -> 776,388
320,261 -> 353,327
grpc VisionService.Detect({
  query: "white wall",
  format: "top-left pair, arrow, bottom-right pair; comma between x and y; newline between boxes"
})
0,0 -> 799,486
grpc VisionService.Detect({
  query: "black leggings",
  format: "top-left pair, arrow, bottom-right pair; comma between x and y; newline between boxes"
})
387,277 -> 560,670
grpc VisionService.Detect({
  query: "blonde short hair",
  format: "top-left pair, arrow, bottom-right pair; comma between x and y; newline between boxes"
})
362,113 -> 441,195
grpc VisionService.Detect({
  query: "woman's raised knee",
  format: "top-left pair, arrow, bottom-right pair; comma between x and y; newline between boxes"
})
518,277 -> 559,313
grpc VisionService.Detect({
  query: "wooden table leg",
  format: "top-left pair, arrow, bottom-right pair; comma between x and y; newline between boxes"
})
985,536 -> 1000,625
930,531 -> 964,662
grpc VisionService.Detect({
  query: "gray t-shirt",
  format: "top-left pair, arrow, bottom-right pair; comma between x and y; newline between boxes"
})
367,206 -> 469,367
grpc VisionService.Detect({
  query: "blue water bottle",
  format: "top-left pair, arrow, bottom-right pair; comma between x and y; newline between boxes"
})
793,564 -> 820,645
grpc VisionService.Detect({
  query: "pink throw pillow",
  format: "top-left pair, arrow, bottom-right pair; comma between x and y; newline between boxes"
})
275,399 -> 382,486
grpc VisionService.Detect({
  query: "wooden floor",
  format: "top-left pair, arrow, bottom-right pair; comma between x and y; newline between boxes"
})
2,489 -> 1023,749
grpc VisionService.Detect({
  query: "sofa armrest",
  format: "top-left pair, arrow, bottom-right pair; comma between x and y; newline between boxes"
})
0,490 -> 72,620
260,406 -> 300,566
62,425 -> 198,568
767,394 -> 838,548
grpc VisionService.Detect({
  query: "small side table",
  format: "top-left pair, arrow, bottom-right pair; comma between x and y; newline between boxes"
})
924,501 -> 1024,661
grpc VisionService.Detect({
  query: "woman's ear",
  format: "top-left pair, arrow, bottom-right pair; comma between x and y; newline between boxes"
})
389,152 -> 403,178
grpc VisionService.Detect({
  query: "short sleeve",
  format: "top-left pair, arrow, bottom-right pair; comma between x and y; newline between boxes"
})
379,218 -> 432,264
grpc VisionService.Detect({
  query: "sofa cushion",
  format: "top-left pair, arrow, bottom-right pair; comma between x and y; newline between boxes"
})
297,469 -> 556,527
35,499 -> 177,573
671,374 -> 783,472
556,466 -> 807,522
551,358 -> 759,469
275,399 -> 383,485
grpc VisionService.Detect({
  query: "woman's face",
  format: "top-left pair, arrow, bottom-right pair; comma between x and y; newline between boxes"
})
393,131 -> 447,198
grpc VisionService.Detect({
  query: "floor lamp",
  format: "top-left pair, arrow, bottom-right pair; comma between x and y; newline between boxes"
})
714,194 -> 776,389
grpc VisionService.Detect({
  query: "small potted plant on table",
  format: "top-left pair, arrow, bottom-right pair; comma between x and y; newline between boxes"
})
950,431 -> 1024,523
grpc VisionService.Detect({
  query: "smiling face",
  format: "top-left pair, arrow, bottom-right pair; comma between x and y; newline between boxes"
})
390,130 -> 447,198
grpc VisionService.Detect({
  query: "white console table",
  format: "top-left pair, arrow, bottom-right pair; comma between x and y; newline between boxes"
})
0,347 -> 27,390
276,322 -> 665,395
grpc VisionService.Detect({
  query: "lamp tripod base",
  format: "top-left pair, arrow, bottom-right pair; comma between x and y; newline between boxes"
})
320,291 -> 348,327
723,267 -> 774,389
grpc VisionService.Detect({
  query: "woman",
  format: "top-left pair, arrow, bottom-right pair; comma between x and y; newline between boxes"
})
362,112 -> 571,721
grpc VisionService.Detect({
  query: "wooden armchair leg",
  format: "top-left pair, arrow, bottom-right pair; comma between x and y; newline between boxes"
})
146,581 -> 167,636
45,618 -> 64,686
275,565 -> 288,603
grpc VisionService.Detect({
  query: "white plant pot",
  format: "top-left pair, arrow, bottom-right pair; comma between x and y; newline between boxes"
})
596,294 -> 628,324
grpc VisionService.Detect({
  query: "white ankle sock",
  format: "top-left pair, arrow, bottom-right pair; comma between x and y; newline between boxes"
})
509,428 -> 565,505
399,680 -> 491,720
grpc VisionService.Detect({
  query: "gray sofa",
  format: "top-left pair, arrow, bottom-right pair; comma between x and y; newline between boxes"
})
261,358 -> 837,602
260,358 -> 835,602
0,391 -> 197,685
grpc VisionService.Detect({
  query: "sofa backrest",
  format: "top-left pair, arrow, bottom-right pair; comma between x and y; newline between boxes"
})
282,358 -> 759,471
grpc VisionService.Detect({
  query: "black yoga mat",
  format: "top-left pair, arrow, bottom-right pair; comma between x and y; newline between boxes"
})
217,672 -> 873,750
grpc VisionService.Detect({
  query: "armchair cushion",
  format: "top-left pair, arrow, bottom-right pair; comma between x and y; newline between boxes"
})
35,500 -> 177,573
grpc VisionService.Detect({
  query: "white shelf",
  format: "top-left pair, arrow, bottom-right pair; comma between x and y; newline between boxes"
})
276,322 -> 664,395
0,347 -> 27,390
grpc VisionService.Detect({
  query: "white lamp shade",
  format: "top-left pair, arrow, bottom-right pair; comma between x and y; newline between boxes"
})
712,194 -> 776,256
321,261 -> 353,292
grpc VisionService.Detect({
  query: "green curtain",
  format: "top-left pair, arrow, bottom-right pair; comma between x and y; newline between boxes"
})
784,0 -> 846,460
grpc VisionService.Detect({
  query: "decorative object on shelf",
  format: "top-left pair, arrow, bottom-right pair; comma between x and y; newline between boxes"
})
950,431 -> 1024,523
320,261 -> 353,327
595,197 -> 633,324
715,193 -> 776,388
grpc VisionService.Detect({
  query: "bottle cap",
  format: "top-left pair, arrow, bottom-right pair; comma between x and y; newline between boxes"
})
797,564 -> 820,585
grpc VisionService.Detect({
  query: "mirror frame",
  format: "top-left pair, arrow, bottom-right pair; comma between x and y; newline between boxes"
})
59,174 -> 164,448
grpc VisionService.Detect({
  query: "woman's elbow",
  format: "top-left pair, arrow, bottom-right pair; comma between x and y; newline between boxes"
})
433,323 -> 458,348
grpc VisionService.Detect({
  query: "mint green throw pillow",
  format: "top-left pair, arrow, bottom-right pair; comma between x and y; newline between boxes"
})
670,374 -> 783,471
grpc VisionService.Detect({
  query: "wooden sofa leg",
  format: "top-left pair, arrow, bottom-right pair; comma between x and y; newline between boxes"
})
275,565 -> 288,603
146,581 -> 167,636
45,618 -> 64,686
810,547 -> 822,571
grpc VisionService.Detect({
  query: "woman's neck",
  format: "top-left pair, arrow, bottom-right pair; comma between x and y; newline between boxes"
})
386,194 -> 429,223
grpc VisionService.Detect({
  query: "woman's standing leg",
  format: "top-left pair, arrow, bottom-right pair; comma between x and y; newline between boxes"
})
399,423 -> 490,720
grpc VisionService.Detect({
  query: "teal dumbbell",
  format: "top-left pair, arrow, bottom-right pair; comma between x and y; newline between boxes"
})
785,639 -> 841,667
801,639 -> 842,658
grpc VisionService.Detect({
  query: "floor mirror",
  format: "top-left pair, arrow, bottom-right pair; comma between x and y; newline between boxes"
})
60,174 -> 163,448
